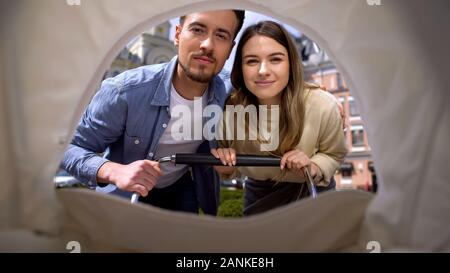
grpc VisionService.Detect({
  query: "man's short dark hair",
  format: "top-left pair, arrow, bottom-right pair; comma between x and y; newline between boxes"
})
179,10 -> 246,39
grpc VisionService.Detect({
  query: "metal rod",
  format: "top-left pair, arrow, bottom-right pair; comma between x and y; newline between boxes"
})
303,168 -> 318,198
130,193 -> 139,203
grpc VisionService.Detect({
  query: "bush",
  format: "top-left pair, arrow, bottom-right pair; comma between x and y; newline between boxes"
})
218,188 -> 243,218
220,188 -> 243,205
217,199 -> 243,218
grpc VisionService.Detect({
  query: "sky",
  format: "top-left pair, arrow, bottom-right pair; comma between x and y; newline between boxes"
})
168,11 -> 302,72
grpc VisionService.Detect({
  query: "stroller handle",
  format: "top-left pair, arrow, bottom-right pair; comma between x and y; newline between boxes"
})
131,153 -> 317,204
173,153 -> 281,166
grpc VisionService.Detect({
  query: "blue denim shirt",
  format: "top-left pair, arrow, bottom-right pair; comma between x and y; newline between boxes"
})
62,56 -> 232,215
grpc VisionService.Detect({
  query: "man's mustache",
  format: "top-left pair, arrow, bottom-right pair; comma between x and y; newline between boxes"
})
192,52 -> 216,62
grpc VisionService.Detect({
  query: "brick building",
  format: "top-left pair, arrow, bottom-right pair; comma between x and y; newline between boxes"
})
300,38 -> 377,192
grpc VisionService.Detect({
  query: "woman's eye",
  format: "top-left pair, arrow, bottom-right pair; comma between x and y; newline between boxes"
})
246,59 -> 258,65
271,57 -> 282,63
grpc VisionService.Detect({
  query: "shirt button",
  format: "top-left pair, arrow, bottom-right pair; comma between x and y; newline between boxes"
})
162,123 -> 167,128
134,139 -> 140,145
149,152 -> 154,157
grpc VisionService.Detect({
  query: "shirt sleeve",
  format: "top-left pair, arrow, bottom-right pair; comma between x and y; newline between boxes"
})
310,99 -> 348,186
61,76 -> 127,188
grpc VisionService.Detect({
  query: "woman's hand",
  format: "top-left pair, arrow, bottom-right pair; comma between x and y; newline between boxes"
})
280,149 -> 319,178
211,148 -> 236,175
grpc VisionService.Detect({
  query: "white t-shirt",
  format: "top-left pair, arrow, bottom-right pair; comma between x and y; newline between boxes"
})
153,84 -> 207,188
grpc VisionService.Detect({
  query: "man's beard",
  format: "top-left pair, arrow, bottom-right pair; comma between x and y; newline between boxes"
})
179,59 -> 215,83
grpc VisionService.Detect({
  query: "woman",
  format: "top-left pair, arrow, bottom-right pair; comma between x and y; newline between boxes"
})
212,21 -> 347,216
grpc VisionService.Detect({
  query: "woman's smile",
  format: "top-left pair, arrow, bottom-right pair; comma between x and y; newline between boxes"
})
255,80 -> 276,87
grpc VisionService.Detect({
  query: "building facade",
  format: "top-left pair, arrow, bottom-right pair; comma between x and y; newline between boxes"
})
301,39 -> 377,192
103,21 -> 176,80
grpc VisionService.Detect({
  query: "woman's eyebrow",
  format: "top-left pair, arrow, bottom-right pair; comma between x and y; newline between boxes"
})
268,52 -> 286,57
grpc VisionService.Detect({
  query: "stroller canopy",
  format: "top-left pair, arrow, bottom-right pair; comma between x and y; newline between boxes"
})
0,0 -> 449,252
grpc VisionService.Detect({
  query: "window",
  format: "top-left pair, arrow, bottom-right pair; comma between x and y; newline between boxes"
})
337,72 -> 343,89
340,162 -> 354,187
348,96 -> 359,116
340,162 -> 354,177
351,125 -> 365,147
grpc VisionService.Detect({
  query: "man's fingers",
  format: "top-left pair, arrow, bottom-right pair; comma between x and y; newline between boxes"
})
128,161 -> 160,190
131,184 -> 148,197
148,164 -> 162,177
126,173 -> 154,193
142,160 -> 162,177
139,175 -> 157,189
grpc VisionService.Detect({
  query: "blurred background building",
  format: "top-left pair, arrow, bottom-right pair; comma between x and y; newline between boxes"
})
301,36 -> 377,192
103,21 -> 176,80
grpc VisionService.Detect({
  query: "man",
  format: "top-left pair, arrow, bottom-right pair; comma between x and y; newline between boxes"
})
62,10 -> 245,215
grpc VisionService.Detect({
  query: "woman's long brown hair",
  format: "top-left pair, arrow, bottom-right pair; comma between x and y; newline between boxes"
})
228,20 -> 313,155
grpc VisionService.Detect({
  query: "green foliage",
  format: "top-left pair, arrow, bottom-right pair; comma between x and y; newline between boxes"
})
218,188 -> 243,218
220,188 -> 243,204
218,199 -> 243,218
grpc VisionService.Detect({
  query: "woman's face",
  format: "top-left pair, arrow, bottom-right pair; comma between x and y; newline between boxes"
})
242,35 -> 290,105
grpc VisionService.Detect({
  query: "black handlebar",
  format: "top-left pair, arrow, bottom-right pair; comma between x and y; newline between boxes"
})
131,153 -> 317,204
173,153 -> 281,166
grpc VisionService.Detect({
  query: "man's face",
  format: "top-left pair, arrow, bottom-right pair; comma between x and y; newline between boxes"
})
174,10 -> 238,83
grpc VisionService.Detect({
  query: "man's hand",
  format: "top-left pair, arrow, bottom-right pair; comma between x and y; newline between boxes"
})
97,160 -> 162,197
315,85 -> 348,131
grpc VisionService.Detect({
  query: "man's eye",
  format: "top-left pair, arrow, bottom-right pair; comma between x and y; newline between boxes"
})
191,27 -> 204,34
216,34 -> 226,40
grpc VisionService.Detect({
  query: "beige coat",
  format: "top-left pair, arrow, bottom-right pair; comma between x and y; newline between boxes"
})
219,87 -> 347,187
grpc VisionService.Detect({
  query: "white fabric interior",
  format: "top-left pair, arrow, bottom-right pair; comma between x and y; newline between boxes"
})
1,0 -> 449,252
